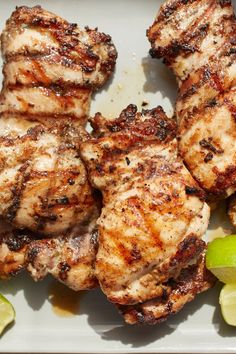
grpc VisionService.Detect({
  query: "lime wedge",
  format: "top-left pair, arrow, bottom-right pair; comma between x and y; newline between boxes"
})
206,235 -> 236,283
220,284 -> 236,326
0,294 -> 15,335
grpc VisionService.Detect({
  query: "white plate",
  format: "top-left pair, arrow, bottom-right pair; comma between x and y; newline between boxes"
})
0,0 -> 236,353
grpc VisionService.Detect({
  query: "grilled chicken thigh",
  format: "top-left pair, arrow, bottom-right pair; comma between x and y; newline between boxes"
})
80,104 -> 212,322
147,0 -> 236,200
119,255 -> 214,324
0,6 -> 117,286
0,5 -> 116,234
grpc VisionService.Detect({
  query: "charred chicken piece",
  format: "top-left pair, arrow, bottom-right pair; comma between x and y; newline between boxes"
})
0,6 -> 116,286
1,5 -> 117,119
0,220 -> 36,278
0,6 -> 117,235
119,255 -> 215,325
147,0 -> 236,200
80,104 -> 211,315
26,221 -> 99,291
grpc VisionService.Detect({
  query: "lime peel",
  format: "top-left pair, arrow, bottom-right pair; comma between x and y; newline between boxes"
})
220,284 -> 236,326
206,234 -> 236,283
0,294 -> 15,336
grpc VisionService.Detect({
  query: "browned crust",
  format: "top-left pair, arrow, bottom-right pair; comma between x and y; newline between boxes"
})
147,0 -> 232,61
147,0 -> 236,198
119,255 -> 216,325
2,6 -> 117,86
91,104 -> 177,144
25,228 -> 99,290
0,228 -> 37,278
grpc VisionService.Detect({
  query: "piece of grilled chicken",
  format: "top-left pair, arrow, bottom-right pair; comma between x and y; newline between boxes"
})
119,255 -> 214,325
0,5 -> 116,234
26,220 -> 99,291
147,0 -> 236,201
0,6 -> 117,287
80,104 -> 213,323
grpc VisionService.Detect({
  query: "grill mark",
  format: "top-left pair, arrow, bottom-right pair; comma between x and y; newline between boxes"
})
149,0 -> 200,43
4,83 -> 91,96
28,59 -> 51,85
5,47 -> 97,69
0,124 -> 46,146
127,196 -> 163,249
0,110 -> 85,122
179,28 -> 236,98
4,61 -> 94,88
5,45 -> 116,80
150,0 -> 217,59
178,67 -> 217,102
199,138 -> 224,155
174,1 -> 224,60
5,52 -> 76,67
204,152 -> 214,163
35,136 -> 58,231
178,84 -> 236,131
100,228 -> 137,267
27,170 -> 82,179
5,162 -> 31,222
32,172 -> 92,232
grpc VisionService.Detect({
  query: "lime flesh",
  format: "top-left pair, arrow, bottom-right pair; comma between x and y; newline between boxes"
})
206,235 -> 236,283
0,294 -> 15,335
220,284 -> 236,326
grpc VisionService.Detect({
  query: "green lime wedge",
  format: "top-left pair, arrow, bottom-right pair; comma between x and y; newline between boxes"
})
220,284 -> 236,326
206,235 -> 236,283
0,294 -> 15,335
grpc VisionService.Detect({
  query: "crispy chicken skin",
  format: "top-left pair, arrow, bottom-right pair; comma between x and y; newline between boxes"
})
119,255 -> 215,325
147,0 -> 236,200
80,105 -> 211,307
0,6 -> 117,235
0,6 -> 117,286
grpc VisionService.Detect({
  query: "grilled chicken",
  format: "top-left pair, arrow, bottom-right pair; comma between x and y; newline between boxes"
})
147,0 -> 236,200
0,6 -> 117,285
26,220 -> 99,291
0,5 -> 117,235
119,255 -> 215,324
80,104 -> 212,320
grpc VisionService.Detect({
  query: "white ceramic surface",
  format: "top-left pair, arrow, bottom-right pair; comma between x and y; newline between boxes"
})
0,1 -> 236,352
